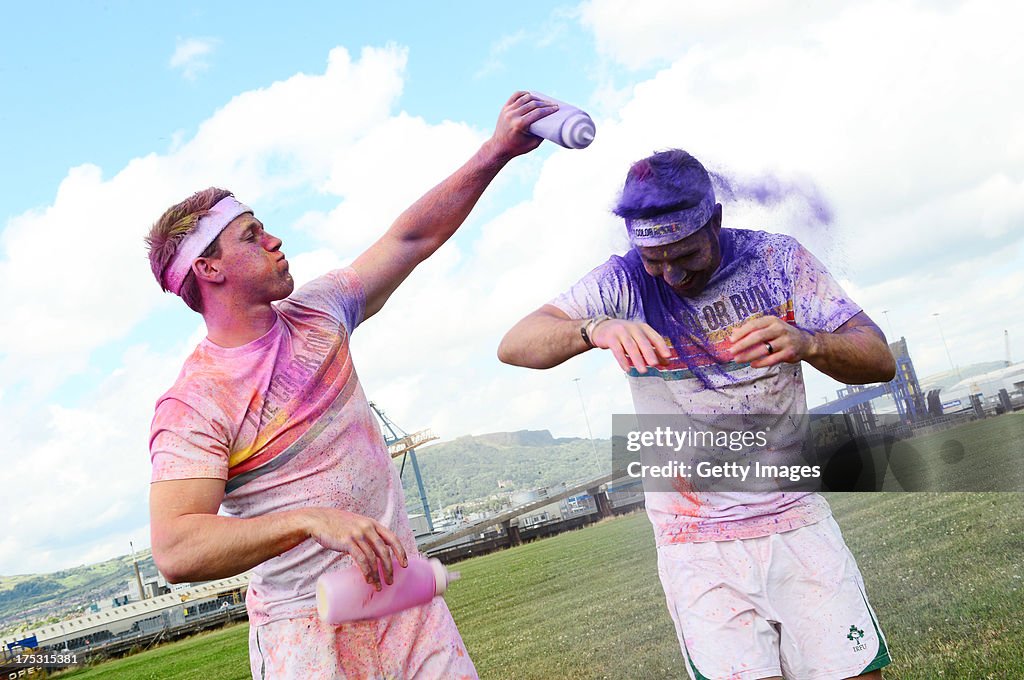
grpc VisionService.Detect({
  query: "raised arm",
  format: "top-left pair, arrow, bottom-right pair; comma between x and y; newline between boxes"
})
498,304 -> 672,372
352,91 -> 557,321
150,478 -> 407,589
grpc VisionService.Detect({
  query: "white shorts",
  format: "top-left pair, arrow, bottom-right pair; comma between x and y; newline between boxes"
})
657,516 -> 891,680
248,597 -> 477,679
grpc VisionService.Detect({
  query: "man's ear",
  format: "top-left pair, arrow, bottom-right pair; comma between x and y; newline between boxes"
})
710,203 -> 723,234
192,257 -> 225,285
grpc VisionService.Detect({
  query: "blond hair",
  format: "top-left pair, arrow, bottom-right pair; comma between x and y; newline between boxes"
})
145,188 -> 233,313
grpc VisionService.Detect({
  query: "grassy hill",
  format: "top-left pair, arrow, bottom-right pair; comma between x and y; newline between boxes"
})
398,429 -> 611,513
0,552 -> 159,636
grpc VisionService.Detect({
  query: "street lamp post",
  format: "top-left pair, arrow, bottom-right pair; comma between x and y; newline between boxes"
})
932,312 -> 961,380
882,310 -> 895,340
573,377 -> 599,459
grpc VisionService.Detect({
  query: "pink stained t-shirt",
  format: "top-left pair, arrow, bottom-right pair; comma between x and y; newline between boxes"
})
149,268 -> 415,626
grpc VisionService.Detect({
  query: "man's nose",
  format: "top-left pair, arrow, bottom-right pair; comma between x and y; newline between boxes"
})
662,264 -> 687,287
263,233 -> 283,251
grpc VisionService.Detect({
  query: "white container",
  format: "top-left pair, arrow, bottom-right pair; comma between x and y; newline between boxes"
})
528,91 -> 596,149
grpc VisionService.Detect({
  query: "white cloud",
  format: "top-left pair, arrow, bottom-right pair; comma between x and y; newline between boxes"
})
474,30 -> 528,79
580,0 -> 845,70
308,113 -> 485,256
0,341 -> 183,574
473,5 -> 580,81
169,37 -> 219,81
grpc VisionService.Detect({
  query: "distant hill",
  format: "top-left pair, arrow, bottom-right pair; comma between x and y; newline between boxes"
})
398,430 -> 611,512
0,551 -> 158,636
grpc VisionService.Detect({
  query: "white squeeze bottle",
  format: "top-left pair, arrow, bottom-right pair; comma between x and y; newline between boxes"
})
317,556 -> 460,624
528,91 -> 596,149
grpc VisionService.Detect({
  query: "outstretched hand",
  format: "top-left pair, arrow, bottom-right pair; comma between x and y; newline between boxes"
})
590,318 -> 674,374
487,91 -> 559,161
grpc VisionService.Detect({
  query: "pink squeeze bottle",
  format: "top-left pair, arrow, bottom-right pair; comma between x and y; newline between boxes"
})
527,91 -> 596,149
316,556 -> 460,624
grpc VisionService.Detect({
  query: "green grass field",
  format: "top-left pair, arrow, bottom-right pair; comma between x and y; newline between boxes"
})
56,416 -> 1023,679
883,414 -> 1024,491
55,622 -> 249,680
58,493 -> 1022,679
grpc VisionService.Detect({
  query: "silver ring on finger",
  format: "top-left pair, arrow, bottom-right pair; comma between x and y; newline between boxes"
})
764,342 -> 774,355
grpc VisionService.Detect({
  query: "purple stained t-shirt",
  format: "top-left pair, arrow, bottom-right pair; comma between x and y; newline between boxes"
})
551,228 -> 862,544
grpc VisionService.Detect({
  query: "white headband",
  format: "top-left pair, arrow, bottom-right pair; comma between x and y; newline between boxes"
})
625,191 -> 716,247
164,196 -> 252,295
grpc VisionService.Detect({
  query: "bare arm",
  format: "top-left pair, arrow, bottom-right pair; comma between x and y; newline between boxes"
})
150,478 -> 407,588
729,311 -> 896,384
498,305 -> 589,369
498,304 -> 672,372
352,92 -> 557,321
804,312 -> 896,383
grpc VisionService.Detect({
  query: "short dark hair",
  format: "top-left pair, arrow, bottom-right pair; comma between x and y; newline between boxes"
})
613,149 -> 713,220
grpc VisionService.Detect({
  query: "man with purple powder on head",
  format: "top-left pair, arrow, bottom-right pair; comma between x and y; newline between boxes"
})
499,149 -> 896,680
144,92 -> 557,679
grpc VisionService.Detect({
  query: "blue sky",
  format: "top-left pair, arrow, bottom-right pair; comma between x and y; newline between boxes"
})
1,2 -> 602,217
2,0 -> 1022,575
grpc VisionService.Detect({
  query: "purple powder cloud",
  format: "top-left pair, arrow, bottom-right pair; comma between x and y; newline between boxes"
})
710,171 -> 834,228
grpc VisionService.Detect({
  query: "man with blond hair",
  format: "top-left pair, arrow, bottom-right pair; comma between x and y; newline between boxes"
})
146,92 -> 556,679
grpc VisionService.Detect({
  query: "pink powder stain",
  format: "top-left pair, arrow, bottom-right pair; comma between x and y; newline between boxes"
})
666,476 -> 711,532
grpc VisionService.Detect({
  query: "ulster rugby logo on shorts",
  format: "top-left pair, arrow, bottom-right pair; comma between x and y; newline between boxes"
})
846,625 -> 867,652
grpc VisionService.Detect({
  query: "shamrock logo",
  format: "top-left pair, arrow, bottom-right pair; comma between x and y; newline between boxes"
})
846,625 -> 865,642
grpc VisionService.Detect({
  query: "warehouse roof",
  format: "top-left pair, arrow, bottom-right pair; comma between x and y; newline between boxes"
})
1,573 -> 250,646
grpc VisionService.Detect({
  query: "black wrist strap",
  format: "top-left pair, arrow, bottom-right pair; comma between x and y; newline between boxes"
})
580,315 -> 610,349
580,319 -> 596,349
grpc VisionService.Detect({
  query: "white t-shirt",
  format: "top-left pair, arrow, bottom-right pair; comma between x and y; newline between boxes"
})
551,228 -> 861,545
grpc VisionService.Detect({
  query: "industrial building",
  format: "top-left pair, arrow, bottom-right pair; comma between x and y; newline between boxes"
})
509,483 -> 598,528
931,362 -> 1024,414
1,574 -> 248,666
812,336 -> 1023,425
